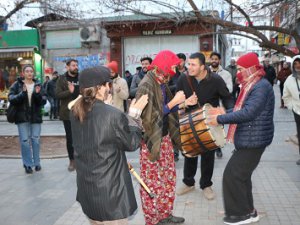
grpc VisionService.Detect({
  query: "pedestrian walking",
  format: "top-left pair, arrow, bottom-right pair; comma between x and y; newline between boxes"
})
8,65 -> 47,174
283,55 -> 300,165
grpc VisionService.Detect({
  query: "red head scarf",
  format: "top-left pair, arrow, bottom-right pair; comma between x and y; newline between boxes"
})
149,50 -> 180,77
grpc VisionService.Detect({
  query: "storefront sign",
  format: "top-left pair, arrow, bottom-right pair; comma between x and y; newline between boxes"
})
142,30 -> 172,36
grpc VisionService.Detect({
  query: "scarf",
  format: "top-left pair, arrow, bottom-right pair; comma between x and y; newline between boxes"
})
148,50 -> 180,83
227,65 -> 265,143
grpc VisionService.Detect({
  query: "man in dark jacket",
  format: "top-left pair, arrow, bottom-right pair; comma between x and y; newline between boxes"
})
226,59 -> 239,100
46,71 -> 59,119
176,52 -> 234,200
55,59 -> 80,171
208,53 -> 275,225
263,58 -> 276,86
130,57 -> 152,98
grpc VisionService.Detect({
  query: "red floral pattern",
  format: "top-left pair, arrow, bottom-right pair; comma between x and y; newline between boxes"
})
139,135 -> 176,225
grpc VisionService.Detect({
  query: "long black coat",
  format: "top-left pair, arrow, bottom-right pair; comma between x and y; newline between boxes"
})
8,78 -> 47,124
70,100 -> 141,221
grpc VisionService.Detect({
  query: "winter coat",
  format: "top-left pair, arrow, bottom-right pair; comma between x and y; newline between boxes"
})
46,78 -> 58,98
225,64 -> 238,84
283,55 -> 300,115
211,65 -> 233,93
8,78 -> 47,124
264,65 -> 276,86
112,76 -> 129,112
70,100 -> 141,221
130,70 -> 146,98
55,73 -> 79,120
277,68 -> 292,83
217,78 -> 275,150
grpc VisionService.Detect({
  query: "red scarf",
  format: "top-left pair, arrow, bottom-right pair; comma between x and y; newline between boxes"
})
227,65 -> 265,143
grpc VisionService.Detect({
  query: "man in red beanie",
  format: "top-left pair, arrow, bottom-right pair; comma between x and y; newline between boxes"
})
207,52 -> 275,225
107,60 -> 129,112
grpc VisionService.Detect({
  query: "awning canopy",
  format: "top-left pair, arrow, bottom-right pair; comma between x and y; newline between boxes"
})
0,47 -> 35,59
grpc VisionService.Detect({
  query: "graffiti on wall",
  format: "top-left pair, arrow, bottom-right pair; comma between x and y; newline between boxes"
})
53,52 -> 110,72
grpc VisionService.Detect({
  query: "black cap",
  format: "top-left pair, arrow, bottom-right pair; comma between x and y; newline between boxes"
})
79,66 -> 111,89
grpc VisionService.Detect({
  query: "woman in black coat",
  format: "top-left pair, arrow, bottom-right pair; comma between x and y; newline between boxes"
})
8,65 -> 47,174
70,66 -> 148,225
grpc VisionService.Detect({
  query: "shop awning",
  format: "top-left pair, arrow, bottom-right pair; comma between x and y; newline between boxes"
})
0,47 -> 36,59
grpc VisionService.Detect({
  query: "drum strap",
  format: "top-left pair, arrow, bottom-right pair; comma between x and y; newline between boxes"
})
186,75 -> 201,108
188,113 -> 209,153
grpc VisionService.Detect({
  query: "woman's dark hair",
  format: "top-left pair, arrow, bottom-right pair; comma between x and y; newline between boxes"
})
72,86 -> 99,123
189,52 -> 206,65
22,65 -> 34,73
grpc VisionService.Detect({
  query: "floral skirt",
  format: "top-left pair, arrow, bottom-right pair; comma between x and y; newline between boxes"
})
139,135 -> 176,225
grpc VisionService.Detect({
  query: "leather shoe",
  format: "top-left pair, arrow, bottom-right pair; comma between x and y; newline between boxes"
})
159,215 -> 185,224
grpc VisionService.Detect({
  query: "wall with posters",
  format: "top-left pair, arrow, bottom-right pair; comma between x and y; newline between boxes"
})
123,35 -> 199,74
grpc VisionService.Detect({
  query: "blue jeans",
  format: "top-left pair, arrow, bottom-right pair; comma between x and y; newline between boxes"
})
17,122 -> 41,167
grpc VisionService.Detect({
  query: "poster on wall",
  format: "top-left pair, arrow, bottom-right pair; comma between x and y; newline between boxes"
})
53,52 -> 110,73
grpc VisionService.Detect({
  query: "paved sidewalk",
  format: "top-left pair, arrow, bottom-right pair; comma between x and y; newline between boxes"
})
0,85 -> 300,225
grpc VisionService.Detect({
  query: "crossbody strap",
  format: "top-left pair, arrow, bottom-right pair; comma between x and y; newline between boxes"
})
186,74 -> 201,108
295,77 -> 300,99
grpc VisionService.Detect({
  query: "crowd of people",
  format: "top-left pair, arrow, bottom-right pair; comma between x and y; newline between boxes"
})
5,50 -> 300,225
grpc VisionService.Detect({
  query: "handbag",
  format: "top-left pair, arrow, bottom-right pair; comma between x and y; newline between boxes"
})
6,103 -> 17,123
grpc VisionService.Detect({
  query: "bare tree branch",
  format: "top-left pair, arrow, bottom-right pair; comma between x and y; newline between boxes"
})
224,0 -> 252,27
0,0 -> 37,24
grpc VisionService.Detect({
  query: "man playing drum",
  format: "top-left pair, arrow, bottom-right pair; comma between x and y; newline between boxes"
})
176,52 -> 234,200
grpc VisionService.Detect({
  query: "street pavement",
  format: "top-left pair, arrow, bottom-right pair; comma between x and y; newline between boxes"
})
0,85 -> 300,225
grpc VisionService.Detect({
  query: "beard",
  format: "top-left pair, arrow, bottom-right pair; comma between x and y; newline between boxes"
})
69,69 -> 78,75
211,62 -> 219,68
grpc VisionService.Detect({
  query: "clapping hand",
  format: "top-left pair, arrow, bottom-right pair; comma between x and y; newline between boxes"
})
130,94 -> 148,111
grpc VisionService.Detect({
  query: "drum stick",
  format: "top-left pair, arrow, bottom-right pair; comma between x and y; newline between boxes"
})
128,162 -> 155,198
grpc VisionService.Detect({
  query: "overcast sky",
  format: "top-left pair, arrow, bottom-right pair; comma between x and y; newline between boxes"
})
1,0 -> 252,30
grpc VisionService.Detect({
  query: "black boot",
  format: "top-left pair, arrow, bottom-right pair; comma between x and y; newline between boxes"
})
24,165 -> 33,174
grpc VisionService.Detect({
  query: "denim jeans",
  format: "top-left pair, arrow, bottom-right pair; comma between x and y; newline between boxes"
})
17,122 -> 41,167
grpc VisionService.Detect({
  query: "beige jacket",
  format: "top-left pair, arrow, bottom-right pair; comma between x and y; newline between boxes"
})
112,76 -> 129,112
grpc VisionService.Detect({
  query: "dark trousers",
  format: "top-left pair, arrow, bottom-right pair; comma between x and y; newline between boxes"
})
48,97 -> 58,118
223,148 -> 264,216
293,112 -> 300,154
279,82 -> 285,106
183,149 -> 215,189
63,120 -> 74,160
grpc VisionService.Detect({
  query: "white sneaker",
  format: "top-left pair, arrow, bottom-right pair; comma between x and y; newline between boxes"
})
203,186 -> 215,200
176,184 -> 195,196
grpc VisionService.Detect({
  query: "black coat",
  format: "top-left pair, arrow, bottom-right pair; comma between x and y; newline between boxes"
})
8,78 -> 47,124
70,100 -> 141,221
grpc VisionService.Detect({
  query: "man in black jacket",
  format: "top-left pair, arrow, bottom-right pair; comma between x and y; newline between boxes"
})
263,58 -> 276,86
46,71 -> 59,119
176,52 -> 234,200
55,59 -> 80,171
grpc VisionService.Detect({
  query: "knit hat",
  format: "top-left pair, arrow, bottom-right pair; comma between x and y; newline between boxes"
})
237,53 -> 260,69
106,61 -> 118,74
79,66 -> 111,89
